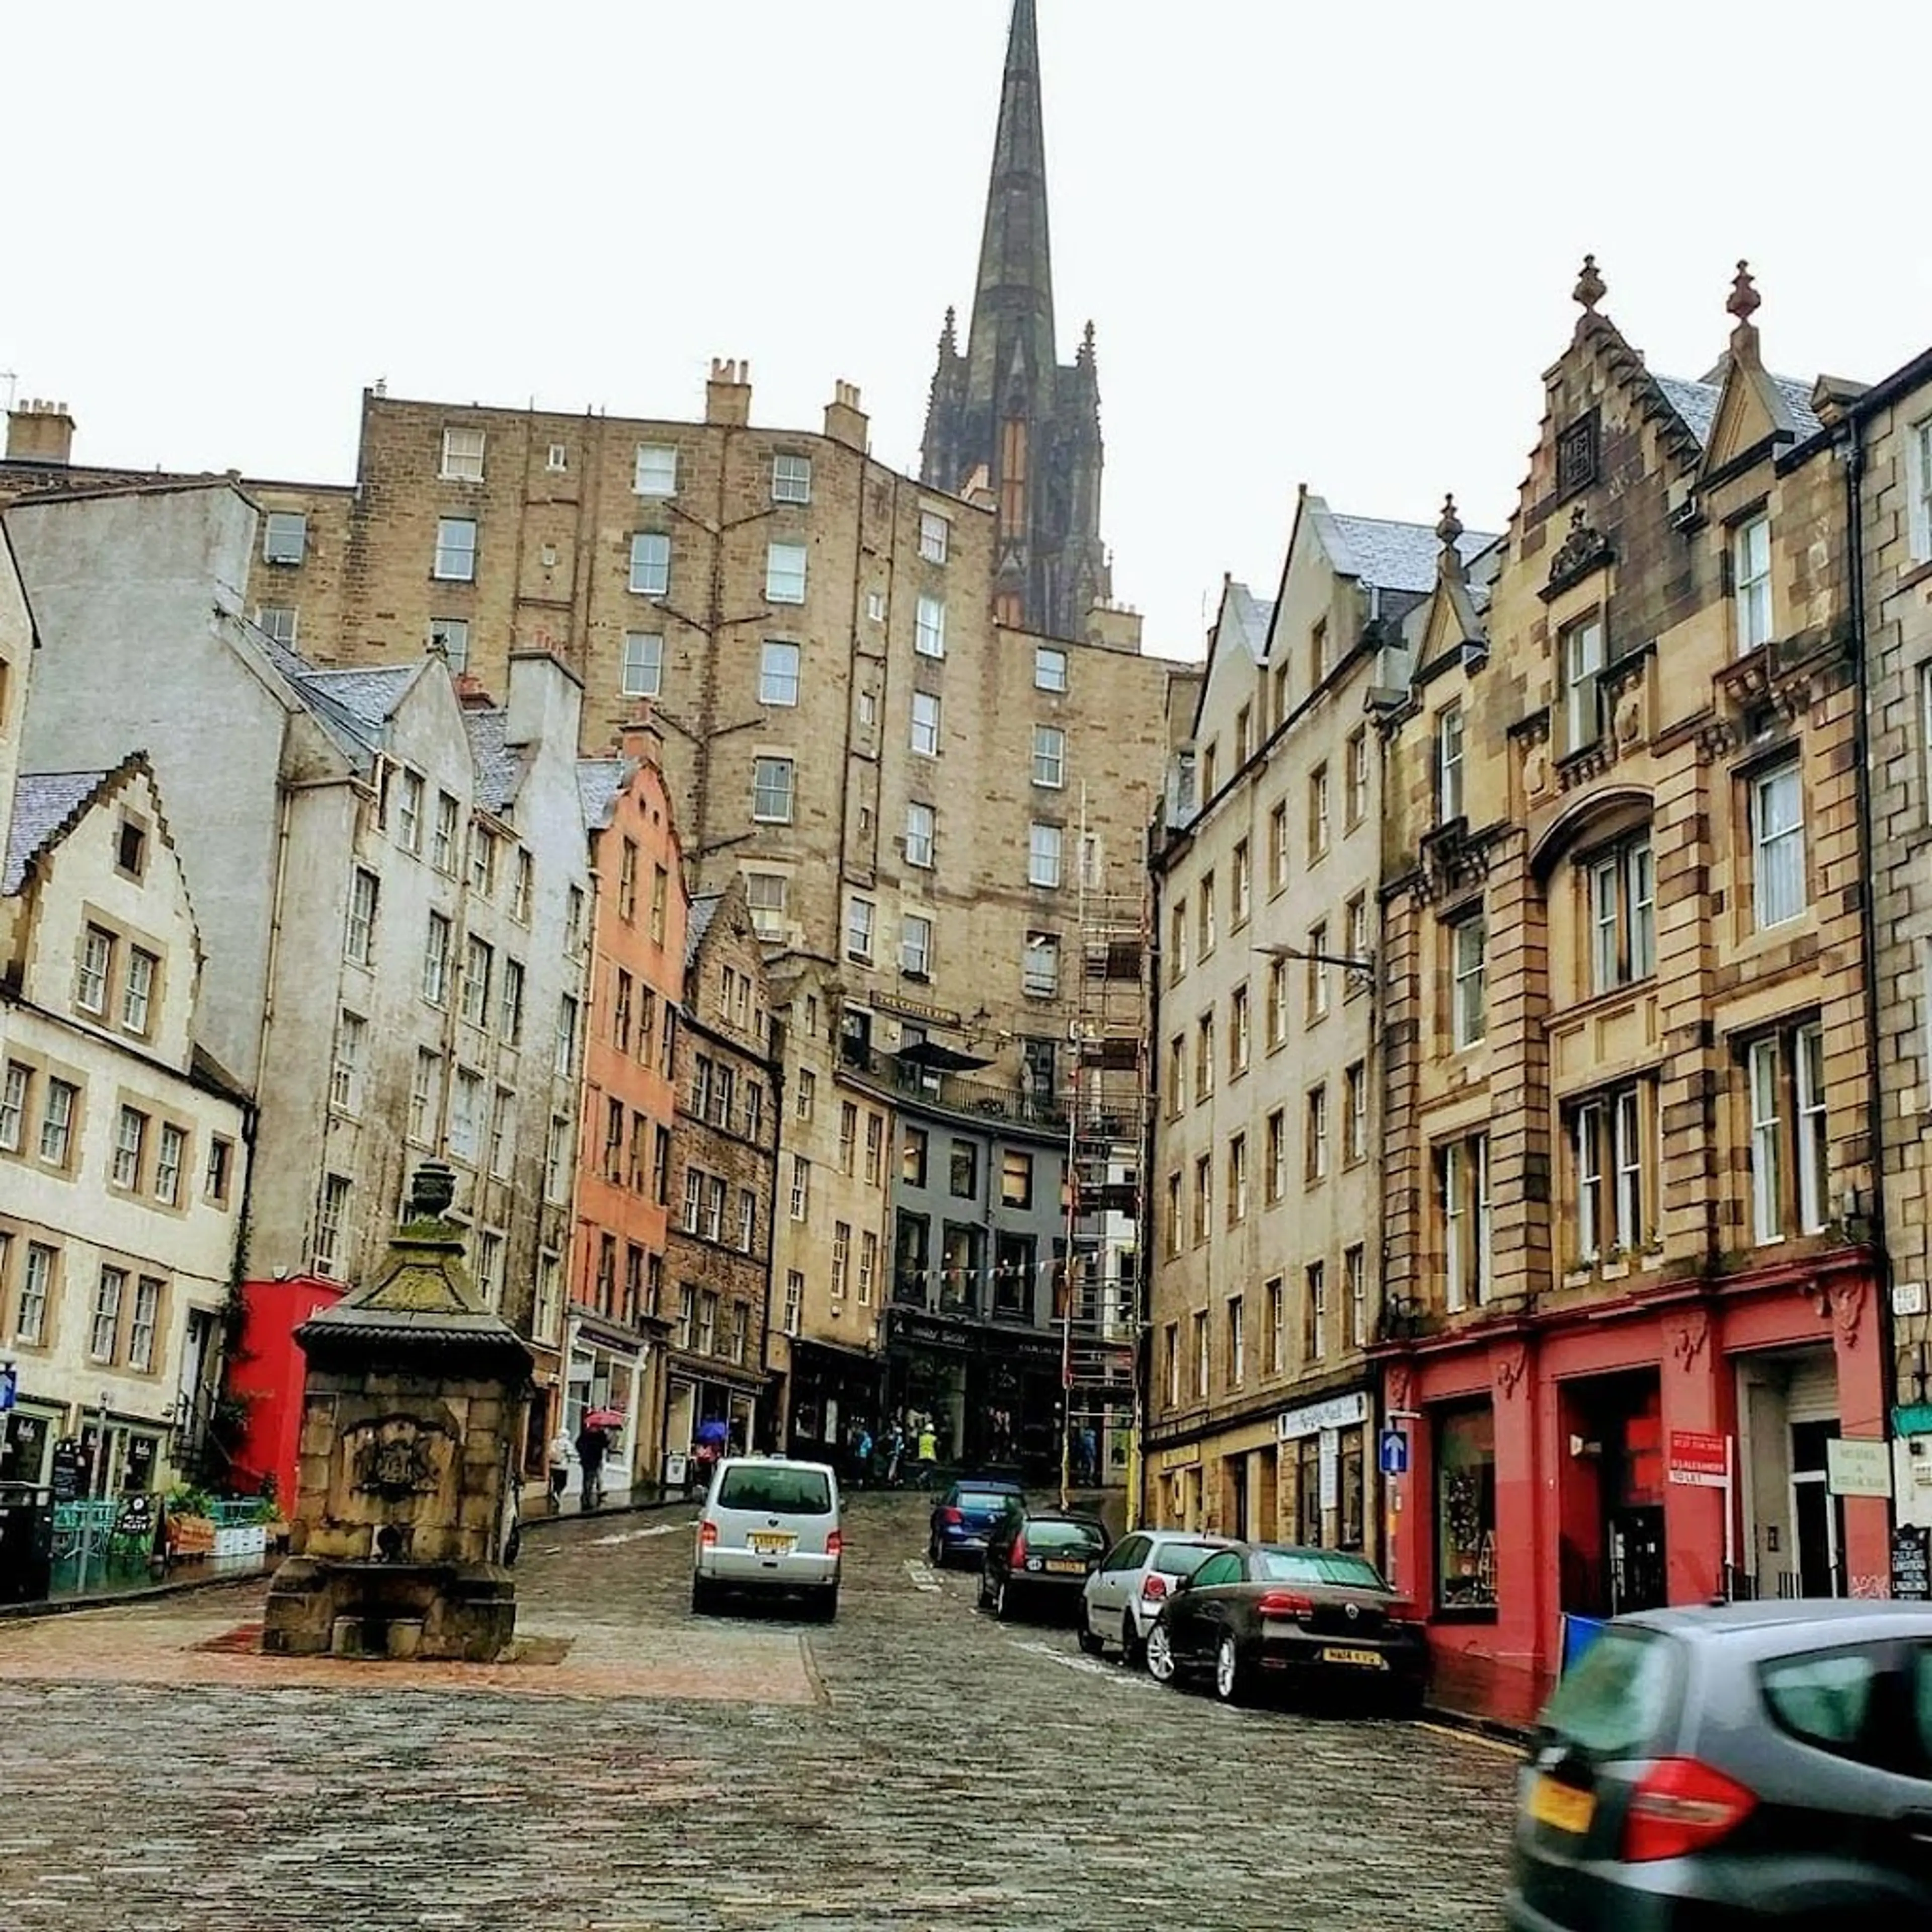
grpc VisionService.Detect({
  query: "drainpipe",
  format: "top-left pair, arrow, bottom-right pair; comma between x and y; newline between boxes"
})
1842,412 -> 1898,1466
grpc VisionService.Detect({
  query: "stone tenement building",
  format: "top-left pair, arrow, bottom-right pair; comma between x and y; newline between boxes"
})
1374,261 -> 1886,1723
920,0 -> 1109,640
1846,347 -> 1932,1535
1145,504 -> 1495,1550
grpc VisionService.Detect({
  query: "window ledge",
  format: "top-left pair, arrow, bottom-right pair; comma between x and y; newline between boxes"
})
1896,557 -> 1932,594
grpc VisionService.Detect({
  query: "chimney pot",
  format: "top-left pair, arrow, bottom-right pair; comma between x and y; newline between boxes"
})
6,395 -> 76,465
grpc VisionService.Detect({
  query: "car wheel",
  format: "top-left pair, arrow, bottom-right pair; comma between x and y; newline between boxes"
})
690,1575 -> 716,1616
1119,1612 -> 1145,1668
994,1578 -> 1016,1622
812,1585 -> 839,1623
976,1569 -> 992,1611
1076,1604 -> 1105,1656
1214,1632 -> 1248,1705
1145,1621 -> 1177,1684
927,1536 -> 943,1569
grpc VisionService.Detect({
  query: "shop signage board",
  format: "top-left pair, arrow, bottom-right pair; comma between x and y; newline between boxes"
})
1277,1390 -> 1369,1441
1893,1525 -> 1931,1602
1826,1437 -> 1892,1499
1318,1430 -> 1339,1510
1666,1429 -> 1730,1489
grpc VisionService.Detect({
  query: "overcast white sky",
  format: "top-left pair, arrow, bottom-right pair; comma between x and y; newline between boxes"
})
7,1 -> 1928,661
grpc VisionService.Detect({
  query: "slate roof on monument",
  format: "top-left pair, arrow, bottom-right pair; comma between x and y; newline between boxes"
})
577,757 -> 625,833
1654,371 -> 1825,448
1221,583 -> 1275,665
464,707 -> 526,816
684,891 -> 723,971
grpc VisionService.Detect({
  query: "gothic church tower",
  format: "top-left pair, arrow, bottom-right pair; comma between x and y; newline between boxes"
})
921,0 -> 1110,641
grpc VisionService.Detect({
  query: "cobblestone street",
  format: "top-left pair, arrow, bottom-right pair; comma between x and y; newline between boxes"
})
0,1493 -> 1519,1930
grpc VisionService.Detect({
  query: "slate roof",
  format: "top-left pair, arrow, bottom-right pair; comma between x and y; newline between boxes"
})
1324,514 -> 1498,595
1219,582 -> 1275,665
465,708 -> 525,816
5,769 -> 109,895
1655,371 -> 1824,448
577,758 -> 625,833
685,891 -> 724,971
241,623 -> 415,768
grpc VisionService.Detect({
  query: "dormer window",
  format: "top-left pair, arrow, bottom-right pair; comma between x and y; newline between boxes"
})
1437,703 -> 1466,822
1562,617 -> 1605,752
116,818 -> 147,878
1733,515 -> 1773,656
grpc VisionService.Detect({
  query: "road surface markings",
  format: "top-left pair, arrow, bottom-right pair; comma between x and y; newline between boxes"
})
905,1559 -> 942,1593
1416,1720 -> 1524,1759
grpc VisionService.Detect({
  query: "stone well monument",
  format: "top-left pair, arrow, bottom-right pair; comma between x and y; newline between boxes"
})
262,1161 -> 534,1661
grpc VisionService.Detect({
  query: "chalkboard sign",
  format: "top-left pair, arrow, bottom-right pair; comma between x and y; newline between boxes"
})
50,1439 -> 84,1503
115,1493 -> 156,1542
1893,1524 -> 1930,1602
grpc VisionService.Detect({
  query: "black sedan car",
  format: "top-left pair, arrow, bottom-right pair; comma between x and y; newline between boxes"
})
1509,1600 -> 1932,1928
927,1478 -> 1023,1569
977,1507 -> 1107,1622
1144,1542 -> 1426,1709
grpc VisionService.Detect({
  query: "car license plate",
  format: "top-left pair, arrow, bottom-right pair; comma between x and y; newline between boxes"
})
748,1533 -> 795,1556
1527,1776 -> 1596,1835
1043,1559 -> 1086,1574
1319,1646 -> 1388,1669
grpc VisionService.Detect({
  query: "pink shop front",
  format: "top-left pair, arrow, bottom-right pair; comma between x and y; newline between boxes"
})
1375,1258 -> 1891,1726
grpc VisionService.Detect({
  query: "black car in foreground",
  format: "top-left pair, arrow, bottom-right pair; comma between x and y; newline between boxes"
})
1508,1600 -> 1932,1928
1144,1542 -> 1426,1710
977,1507 -> 1107,1622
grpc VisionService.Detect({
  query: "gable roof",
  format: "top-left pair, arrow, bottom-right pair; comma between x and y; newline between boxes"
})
4,768 -> 109,895
1321,513 -> 1498,595
464,707 -> 526,816
1656,370 -> 1823,448
685,890 -> 724,971
240,622 -> 420,768
1220,583 -> 1275,666
577,757 -> 625,833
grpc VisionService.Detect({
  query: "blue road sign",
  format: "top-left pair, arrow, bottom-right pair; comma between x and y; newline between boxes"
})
1378,1427 -> 1408,1477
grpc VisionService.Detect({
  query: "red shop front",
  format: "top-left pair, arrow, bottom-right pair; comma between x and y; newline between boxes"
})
1375,1252 -> 1889,1726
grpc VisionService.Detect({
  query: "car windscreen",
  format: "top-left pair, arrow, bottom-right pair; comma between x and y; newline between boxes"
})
1537,1627 -> 1682,1759
1254,1549 -> 1387,1590
957,1490 -> 1019,1513
715,1466 -> 833,1515
1152,1542 -> 1227,1579
1023,1519 -> 1105,1551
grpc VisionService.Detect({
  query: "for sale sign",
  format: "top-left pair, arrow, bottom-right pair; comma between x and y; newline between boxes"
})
1667,1429 -> 1729,1489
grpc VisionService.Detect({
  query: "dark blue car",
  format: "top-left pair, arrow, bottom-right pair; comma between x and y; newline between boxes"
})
927,1479 -> 1023,1568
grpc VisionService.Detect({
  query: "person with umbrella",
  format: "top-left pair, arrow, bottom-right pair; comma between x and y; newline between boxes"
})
576,1408 -> 621,1511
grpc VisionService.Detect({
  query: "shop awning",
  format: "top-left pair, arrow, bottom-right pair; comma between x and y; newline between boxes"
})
891,1040 -> 991,1073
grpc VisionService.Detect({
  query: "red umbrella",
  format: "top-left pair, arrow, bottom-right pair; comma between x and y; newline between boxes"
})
583,1408 -> 626,1431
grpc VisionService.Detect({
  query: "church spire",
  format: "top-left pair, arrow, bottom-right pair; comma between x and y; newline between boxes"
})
964,0 -> 1057,404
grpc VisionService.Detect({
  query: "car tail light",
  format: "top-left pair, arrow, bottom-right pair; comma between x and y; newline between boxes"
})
698,1521 -> 718,1547
1009,1535 -> 1026,1567
826,1531 -> 843,1558
1142,1574 -> 1168,1601
1620,1758 -> 1756,1863
1254,1590 -> 1314,1618
941,1507 -> 963,1526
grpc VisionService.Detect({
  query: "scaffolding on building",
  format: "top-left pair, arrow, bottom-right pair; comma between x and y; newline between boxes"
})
1058,791 -> 1153,1518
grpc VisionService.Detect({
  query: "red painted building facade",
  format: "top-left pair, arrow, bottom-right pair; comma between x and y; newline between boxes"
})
1374,263 -> 1888,1723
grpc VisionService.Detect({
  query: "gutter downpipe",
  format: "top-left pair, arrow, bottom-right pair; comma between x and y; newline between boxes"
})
1843,410 -> 1897,1477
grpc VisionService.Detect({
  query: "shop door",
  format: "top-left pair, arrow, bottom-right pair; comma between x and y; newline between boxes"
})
1791,1419 -> 1844,1597
1226,1456 -> 1249,1541
1607,1507 -> 1667,1614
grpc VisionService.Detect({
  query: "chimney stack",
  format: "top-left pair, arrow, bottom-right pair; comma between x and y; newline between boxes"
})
705,358 -> 752,427
619,702 -> 664,771
6,398 -> 75,465
824,380 -> 868,452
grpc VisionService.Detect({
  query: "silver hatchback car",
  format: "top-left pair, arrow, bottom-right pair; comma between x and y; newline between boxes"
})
1079,1528 -> 1234,1663
691,1456 -> 842,1620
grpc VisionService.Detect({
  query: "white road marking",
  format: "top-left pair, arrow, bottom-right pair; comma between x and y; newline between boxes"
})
1012,1638 -> 1150,1686
586,1521 -> 693,1548
904,1559 -> 942,1593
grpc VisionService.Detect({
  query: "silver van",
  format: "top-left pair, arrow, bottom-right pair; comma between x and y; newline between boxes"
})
691,1455 -> 842,1620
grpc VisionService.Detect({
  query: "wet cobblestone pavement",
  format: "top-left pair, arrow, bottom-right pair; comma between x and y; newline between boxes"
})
0,1492 -> 1519,1929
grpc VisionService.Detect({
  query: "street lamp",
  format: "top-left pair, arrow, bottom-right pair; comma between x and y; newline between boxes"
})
1251,940 -> 1378,997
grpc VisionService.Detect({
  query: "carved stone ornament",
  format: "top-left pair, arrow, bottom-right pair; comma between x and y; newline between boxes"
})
1494,1342 -> 1530,1401
349,1417 -> 448,1500
1669,1308 -> 1711,1371
1524,747 -> 1550,797
1544,503 -> 1614,594
1830,1278 -> 1869,1348
1573,254 -> 1606,313
1387,1364 -> 1415,1414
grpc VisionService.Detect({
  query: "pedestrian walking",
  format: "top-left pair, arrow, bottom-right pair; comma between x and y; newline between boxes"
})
575,1418 -> 608,1512
884,1422 -> 906,1488
852,1423 -> 874,1490
546,1425 -> 572,1510
914,1422 -> 939,1490
1079,1424 -> 1099,1488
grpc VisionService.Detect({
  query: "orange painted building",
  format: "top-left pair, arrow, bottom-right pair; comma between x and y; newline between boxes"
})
568,714 -> 689,1496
